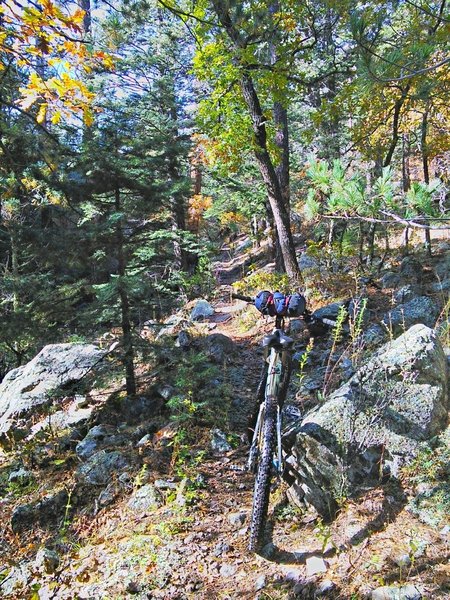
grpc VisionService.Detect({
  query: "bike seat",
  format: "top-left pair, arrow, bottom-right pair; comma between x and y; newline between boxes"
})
262,329 -> 294,349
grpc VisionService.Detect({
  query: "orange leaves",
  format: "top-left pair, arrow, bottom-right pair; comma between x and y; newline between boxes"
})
1,0 -> 115,125
187,194 -> 213,232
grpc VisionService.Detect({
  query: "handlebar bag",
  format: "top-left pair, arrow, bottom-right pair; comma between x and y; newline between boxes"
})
255,290 -> 275,315
287,293 -> 306,317
273,291 -> 288,316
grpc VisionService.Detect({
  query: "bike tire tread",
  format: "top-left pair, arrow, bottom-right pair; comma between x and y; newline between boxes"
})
248,394 -> 277,552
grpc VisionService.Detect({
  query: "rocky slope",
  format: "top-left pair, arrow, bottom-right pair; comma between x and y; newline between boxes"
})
0,241 -> 449,599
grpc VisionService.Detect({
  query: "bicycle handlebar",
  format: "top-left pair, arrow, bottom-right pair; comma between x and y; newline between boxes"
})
230,291 -> 339,330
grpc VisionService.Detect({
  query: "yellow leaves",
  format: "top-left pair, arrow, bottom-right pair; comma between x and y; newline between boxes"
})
3,0 -> 113,125
51,110 -> 62,125
82,107 -> 94,127
94,51 -> 116,71
36,103 -> 47,124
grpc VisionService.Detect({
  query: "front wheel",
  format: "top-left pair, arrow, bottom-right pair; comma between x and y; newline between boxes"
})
248,393 -> 277,552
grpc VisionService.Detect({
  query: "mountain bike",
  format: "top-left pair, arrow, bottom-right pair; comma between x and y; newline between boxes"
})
247,313 -> 294,552
246,306 -> 339,553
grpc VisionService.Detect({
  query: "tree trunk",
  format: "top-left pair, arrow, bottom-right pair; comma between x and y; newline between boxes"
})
212,2 -> 301,281
240,74 -> 300,280
402,133 -> 411,192
421,109 -> 432,256
115,186 -> 136,397
383,85 -> 410,168
78,0 -> 92,36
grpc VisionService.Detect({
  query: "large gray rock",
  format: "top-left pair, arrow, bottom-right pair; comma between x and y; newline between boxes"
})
200,333 -> 235,363
382,296 -> 440,333
190,299 -> 214,321
76,425 -> 127,460
76,450 -> 129,485
0,344 -> 106,444
287,325 -> 448,518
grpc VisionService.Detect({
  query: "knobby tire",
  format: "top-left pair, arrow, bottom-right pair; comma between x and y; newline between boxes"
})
248,393 -> 277,553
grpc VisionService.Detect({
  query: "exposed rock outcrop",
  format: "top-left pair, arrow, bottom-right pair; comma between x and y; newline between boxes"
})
0,344 -> 107,446
286,325 -> 449,518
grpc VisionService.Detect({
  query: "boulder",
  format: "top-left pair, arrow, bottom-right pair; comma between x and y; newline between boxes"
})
76,450 -> 129,486
200,333 -> 235,363
11,490 -> 69,533
76,425 -> 126,460
190,299 -> 214,321
0,344 -> 106,445
382,296 -> 440,333
286,325 -> 448,518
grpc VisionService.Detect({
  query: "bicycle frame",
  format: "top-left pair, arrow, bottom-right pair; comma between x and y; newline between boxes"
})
248,320 -> 291,476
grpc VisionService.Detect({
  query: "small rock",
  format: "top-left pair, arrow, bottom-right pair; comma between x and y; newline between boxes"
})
127,483 -> 162,512
157,385 -> 175,400
154,479 -> 177,490
317,579 -> 336,595
8,468 -> 33,483
219,563 -> 237,577
211,429 -> 232,453
98,482 -> 119,507
213,541 -> 230,556
260,542 -> 276,559
176,330 -> 192,349
191,299 -> 214,321
439,525 -> 450,537
136,434 -> 152,447
126,580 -> 141,594
306,556 -> 328,577
34,548 -> 60,574
255,575 -> 266,591
371,584 -> 422,600
227,512 -> 246,528
393,554 -> 411,568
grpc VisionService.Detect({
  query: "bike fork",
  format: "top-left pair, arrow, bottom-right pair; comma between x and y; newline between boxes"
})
274,404 -> 283,475
248,403 -> 264,472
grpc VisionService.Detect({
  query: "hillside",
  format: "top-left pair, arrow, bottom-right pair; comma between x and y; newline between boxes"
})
0,233 -> 449,600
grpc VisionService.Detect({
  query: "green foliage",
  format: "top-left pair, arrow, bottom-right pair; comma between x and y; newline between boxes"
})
297,338 -> 314,388
403,436 -> 450,527
178,255 -> 216,300
305,157 -> 448,262
166,351 -> 231,430
232,271 -> 290,296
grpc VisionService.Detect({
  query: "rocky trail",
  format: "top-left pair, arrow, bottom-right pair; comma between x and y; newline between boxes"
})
1,239 -> 450,599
